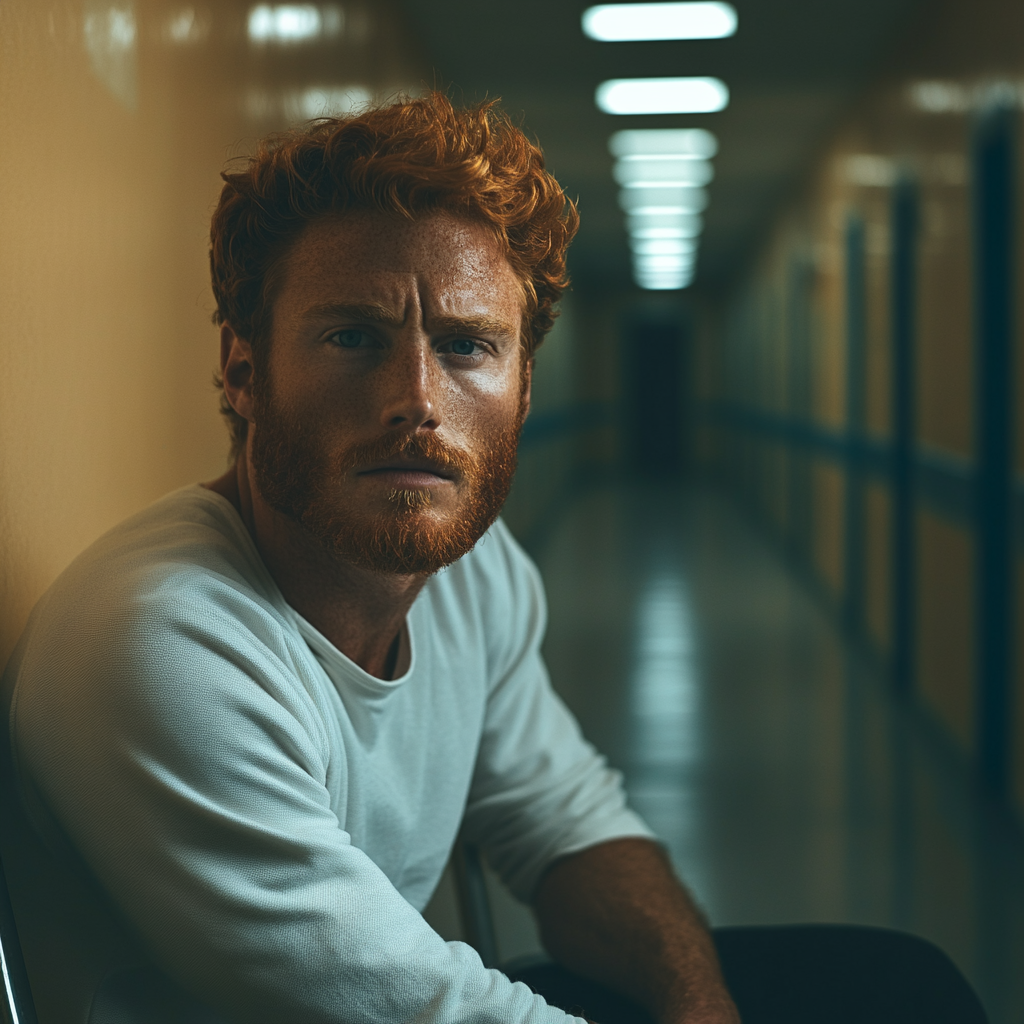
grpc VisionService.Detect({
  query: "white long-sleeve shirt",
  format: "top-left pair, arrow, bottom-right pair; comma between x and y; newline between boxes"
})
3,485 -> 652,1024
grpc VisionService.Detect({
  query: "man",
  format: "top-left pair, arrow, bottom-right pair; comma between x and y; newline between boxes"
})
1,95 -> 988,1024
2,93 -> 738,1024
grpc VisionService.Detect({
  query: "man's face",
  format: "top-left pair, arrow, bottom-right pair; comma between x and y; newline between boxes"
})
246,209 -> 529,575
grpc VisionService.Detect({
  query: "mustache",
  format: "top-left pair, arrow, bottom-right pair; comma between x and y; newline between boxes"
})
337,431 -> 477,479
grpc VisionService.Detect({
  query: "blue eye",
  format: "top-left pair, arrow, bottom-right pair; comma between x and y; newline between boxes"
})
331,329 -> 366,348
450,338 -> 478,356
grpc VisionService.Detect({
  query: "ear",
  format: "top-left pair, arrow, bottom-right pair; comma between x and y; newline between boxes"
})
521,357 -> 534,421
220,323 -> 256,423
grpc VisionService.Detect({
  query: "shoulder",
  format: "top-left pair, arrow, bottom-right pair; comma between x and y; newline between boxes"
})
432,517 -> 543,610
7,491 -> 327,794
19,485 -> 281,635
424,519 -> 546,674
6,487 -> 319,755
61,485 -> 275,597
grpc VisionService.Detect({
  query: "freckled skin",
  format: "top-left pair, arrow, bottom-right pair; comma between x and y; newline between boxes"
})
208,210 -> 531,678
272,212 -> 525,483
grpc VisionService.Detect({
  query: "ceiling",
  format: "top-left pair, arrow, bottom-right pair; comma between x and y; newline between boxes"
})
397,0 -> 926,296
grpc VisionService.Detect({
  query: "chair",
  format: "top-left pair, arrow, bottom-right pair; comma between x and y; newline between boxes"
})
1,712 -> 500,1024
0,845 -> 37,1024
451,839 -> 554,985
2,817 -> 504,1024
451,839 -> 500,968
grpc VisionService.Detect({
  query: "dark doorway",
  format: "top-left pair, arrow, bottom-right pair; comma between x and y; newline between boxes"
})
622,320 -> 687,476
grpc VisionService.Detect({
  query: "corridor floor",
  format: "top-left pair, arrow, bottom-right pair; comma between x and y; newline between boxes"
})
532,480 -> 1024,1024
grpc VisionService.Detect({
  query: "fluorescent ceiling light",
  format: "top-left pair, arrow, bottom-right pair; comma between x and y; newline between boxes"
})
631,238 -> 697,255
629,207 -> 692,214
630,226 -> 697,239
907,79 -> 1024,114
635,271 -> 693,290
290,85 -> 372,119
609,128 -> 716,291
636,263 -> 693,276
627,211 -> 703,235
634,262 -> 694,277
583,2 -> 737,41
249,5 -> 319,40
618,152 -> 708,160
636,268 -> 692,279
610,128 -> 718,157
244,84 -> 371,122
634,258 -> 693,270
635,253 -> 694,268
615,158 -> 713,187
596,77 -> 729,115
248,4 -> 343,43
620,186 -> 707,213
636,266 -> 694,281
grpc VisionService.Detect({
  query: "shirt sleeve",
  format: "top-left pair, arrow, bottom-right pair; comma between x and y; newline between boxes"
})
460,524 -> 655,902
10,573 -> 582,1024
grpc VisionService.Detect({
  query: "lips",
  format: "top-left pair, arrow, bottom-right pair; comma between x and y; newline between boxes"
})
339,430 -> 476,486
356,458 -> 457,482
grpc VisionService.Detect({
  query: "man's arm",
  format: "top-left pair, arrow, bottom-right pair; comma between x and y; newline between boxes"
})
9,572 -> 579,1024
534,838 -> 740,1024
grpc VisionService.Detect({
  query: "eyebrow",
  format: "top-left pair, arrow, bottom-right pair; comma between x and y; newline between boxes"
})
297,303 -> 519,338
297,302 -> 405,327
429,314 -> 520,337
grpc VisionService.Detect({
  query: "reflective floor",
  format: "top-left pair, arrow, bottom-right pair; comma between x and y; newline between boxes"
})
534,480 -> 1024,1024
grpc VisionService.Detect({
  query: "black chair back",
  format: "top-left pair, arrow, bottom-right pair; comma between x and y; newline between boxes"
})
0,846 -> 37,1024
451,840 -> 499,969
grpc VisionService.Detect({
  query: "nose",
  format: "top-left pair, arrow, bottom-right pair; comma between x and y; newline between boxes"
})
378,340 -> 441,431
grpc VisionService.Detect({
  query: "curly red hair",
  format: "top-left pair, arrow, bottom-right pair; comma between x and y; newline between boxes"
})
210,92 -> 579,455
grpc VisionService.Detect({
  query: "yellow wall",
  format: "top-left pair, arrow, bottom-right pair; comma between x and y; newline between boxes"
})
916,512 -> 975,751
862,181 -> 892,441
0,0 -> 425,666
695,0 -> 1024,809
812,463 -> 844,597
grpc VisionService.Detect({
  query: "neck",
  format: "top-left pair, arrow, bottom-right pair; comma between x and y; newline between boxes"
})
204,450 -> 426,679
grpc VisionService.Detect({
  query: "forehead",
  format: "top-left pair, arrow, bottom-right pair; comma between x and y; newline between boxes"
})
275,210 -> 524,323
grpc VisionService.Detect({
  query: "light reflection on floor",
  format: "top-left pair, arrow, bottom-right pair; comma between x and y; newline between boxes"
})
629,572 -> 702,763
534,480 -> 1024,1024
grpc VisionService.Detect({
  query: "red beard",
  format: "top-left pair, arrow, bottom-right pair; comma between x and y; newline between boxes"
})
250,392 -> 523,576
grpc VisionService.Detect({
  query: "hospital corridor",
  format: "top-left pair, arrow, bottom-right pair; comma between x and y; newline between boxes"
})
3,0 -> 1024,1022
